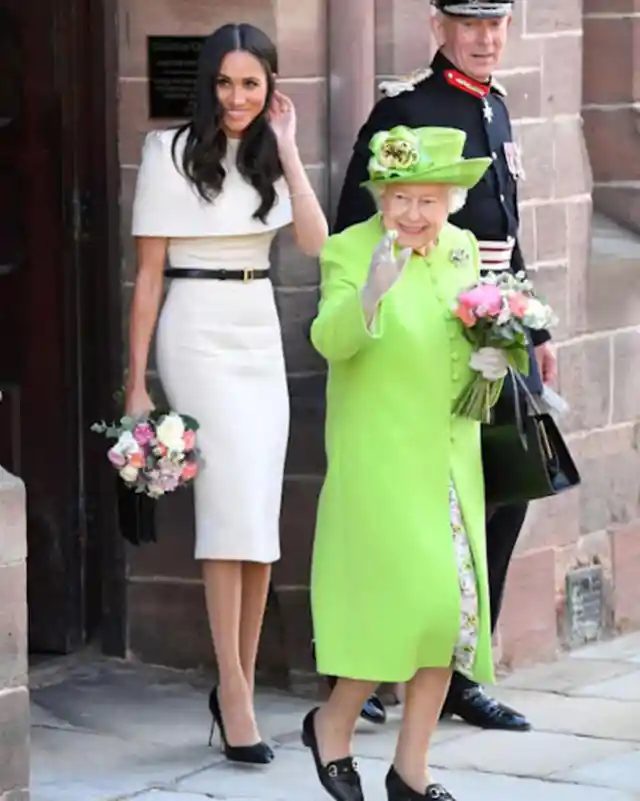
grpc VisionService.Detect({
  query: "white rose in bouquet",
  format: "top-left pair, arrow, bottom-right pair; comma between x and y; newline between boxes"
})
119,465 -> 139,483
156,412 -> 186,453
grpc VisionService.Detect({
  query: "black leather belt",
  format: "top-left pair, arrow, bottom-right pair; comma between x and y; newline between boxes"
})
164,268 -> 270,282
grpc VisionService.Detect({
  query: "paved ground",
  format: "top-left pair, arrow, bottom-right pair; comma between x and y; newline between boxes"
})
31,632 -> 640,801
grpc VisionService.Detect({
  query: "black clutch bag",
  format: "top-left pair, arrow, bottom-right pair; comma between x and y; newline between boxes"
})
481,370 -> 581,507
116,479 -> 157,546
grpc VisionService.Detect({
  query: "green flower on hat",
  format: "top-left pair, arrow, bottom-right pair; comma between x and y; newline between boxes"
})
362,125 -> 493,190
368,126 -> 428,181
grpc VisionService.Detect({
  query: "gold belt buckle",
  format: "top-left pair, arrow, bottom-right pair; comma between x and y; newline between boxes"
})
242,269 -> 255,283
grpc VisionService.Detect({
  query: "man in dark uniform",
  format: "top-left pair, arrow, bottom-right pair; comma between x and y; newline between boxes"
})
330,0 -> 557,732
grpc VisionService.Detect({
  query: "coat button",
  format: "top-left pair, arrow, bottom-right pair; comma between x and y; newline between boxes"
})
452,353 -> 460,362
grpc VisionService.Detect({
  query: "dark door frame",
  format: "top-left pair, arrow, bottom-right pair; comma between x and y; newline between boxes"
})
77,0 -> 127,656
53,0 -> 126,655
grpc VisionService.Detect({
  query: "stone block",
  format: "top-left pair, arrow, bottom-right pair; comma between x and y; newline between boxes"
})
525,0 -> 582,34
0,469 -> 26,566
516,122 -> 554,202
497,547 -> 558,669
276,79 -> 328,166
534,203 -> 567,264
0,686 -> 29,797
593,186 -> 640,236
566,199 -> 592,337
126,578 -> 213,669
276,286 -> 325,374
528,264 -> 569,340
583,17 -> 634,105
276,477 -> 321,587
587,219 -> 640,333
520,489 -> 580,551
274,0 -> 327,79
557,338 -> 611,434
0,562 -> 27,689
496,70 -> 542,121
518,203 -> 535,266
118,0 -> 276,78
285,374 -> 327,477
584,108 -> 640,183
576,444 -> 640,537
269,586 -> 315,676
612,330 -> 640,425
552,118 -> 592,199
610,520 -> 640,630
374,0 -> 434,76
541,35 -> 583,117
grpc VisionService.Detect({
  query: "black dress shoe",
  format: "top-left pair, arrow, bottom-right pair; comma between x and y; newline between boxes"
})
302,707 -> 364,801
208,687 -> 274,764
326,677 -> 387,726
385,766 -> 456,800
361,693 -> 387,725
442,686 -> 531,731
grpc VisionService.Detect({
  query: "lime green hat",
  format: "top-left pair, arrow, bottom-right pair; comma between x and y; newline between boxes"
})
362,125 -> 491,190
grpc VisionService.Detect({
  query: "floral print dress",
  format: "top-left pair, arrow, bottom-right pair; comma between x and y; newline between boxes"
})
449,482 -> 480,676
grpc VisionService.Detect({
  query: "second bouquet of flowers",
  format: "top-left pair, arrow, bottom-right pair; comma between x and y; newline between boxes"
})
452,270 -> 557,423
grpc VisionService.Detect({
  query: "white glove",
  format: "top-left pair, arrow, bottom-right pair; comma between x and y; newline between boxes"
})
469,347 -> 509,381
361,230 -> 412,311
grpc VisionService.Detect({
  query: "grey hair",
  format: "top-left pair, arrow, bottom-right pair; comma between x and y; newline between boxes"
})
371,184 -> 468,216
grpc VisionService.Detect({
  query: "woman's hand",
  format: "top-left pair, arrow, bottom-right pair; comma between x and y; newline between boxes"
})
268,91 -> 297,151
124,382 -> 155,418
363,230 -> 413,300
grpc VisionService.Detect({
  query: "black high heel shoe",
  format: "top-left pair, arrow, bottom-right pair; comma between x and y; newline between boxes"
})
208,687 -> 274,765
385,766 -> 456,800
302,707 -> 364,801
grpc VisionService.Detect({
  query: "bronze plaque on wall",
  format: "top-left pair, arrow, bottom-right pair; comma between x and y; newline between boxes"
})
147,36 -> 205,119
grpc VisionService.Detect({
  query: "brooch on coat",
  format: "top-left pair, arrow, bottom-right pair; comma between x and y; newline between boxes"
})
449,248 -> 470,267
379,68 -> 433,98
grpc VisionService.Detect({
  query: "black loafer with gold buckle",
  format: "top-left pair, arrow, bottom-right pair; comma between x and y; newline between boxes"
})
302,708 -> 364,801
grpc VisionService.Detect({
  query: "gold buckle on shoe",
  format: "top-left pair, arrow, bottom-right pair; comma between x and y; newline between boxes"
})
242,269 -> 255,283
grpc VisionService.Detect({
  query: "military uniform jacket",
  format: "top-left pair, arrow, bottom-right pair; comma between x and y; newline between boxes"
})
334,51 -> 550,394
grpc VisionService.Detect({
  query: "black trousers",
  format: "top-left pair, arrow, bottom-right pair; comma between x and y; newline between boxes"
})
446,500 -> 528,700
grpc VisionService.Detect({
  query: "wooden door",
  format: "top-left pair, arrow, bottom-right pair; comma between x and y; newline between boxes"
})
0,0 -> 96,653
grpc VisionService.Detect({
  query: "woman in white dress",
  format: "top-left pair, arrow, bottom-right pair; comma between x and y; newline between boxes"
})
125,23 -> 327,765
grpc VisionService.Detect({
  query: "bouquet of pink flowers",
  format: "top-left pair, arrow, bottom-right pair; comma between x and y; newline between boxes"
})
91,409 -> 203,498
452,270 -> 557,422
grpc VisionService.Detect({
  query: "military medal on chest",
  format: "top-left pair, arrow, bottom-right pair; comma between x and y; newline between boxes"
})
482,97 -> 494,124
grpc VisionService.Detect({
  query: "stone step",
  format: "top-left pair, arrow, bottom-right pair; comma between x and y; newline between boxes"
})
587,214 -> 640,332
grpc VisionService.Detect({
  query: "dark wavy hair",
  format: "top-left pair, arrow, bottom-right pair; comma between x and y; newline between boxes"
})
171,23 -> 283,223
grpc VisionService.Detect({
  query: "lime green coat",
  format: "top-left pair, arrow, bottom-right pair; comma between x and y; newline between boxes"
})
310,215 -> 494,685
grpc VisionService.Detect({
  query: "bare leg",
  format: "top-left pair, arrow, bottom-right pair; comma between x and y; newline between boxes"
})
393,667 -> 452,792
315,678 -> 379,763
202,559 -> 259,745
239,561 -> 272,696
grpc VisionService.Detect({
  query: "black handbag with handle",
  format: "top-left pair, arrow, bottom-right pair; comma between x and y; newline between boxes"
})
481,370 -> 581,507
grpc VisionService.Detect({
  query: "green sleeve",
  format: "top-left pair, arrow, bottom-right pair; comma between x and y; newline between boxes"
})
310,234 -> 383,362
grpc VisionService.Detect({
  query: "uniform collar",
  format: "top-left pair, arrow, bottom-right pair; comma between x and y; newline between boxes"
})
430,50 -> 507,97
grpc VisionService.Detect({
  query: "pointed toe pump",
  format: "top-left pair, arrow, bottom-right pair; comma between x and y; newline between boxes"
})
208,687 -> 274,765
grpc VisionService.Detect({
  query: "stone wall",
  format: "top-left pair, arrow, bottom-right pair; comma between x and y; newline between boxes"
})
0,468 -> 29,800
583,0 -> 640,234
495,1 -> 640,667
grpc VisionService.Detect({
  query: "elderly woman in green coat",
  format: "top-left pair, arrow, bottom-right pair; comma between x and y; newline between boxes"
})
302,126 -> 507,801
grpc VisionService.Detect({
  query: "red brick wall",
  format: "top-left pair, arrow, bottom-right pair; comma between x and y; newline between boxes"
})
583,0 -> 640,234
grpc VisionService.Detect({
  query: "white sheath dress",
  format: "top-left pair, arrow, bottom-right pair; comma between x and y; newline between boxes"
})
131,129 -> 293,563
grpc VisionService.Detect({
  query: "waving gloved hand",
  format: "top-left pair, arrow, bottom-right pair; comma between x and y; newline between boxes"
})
469,347 -> 509,381
361,230 -> 413,318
